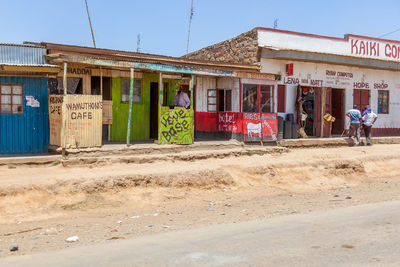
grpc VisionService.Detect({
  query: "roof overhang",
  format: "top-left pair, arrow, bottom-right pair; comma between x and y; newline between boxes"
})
47,53 -> 258,77
261,48 -> 400,71
0,64 -> 60,73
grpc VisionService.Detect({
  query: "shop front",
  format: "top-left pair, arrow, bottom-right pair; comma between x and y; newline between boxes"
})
196,73 -> 279,143
43,42 -> 259,146
0,44 -> 59,154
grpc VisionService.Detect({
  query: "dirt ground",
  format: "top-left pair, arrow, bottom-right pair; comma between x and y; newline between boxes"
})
1,144 -> 400,257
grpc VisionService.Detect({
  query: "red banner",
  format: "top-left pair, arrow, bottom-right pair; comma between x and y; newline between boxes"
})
218,112 -> 242,133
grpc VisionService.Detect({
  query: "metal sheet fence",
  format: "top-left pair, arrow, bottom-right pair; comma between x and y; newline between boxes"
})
49,95 -> 102,148
0,77 -> 49,154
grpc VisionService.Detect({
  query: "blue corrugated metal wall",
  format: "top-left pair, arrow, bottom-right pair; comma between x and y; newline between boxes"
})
0,77 -> 49,154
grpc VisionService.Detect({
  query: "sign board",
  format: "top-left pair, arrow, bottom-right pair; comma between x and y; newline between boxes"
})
258,28 -> 400,63
243,113 -> 277,142
49,95 -> 63,146
218,112 -> 243,133
159,107 -> 194,145
48,95 -> 102,148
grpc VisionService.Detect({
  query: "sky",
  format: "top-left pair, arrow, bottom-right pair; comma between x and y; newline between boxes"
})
1,0 -> 400,57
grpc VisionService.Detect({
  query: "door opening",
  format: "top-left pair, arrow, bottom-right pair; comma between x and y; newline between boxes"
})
150,82 -> 159,139
331,88 -> 345,135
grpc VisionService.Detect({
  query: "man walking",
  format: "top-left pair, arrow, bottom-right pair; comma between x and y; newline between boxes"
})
362,107 -> 378,146
346,105 -> 362,146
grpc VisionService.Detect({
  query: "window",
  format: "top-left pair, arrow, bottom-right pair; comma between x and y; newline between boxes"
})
91,76 -> 112,100
207,89 -> 217,111
56,77 -> 83,94
122,78 -> 142,103
0,84 -> 24,114
242,84 -> 258,112
218,89 -> 232,112
378,90 -> 389,114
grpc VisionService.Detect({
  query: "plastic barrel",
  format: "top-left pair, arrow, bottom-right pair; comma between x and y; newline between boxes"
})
278,116 -> 284,140
292,123 -> 298,139
286,113 -> 294,123
284,120 -> 292,139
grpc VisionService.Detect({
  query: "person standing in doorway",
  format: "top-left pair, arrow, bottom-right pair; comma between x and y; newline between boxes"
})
174,86 -> 190,108
362,106 -> 378,146
346,105 -> 362,145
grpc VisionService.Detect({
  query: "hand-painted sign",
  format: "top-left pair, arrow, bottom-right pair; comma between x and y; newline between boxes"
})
67,68 -> 92,75
218,112 -> 242,133
261,114 -> 278,141
49,95 -> 63,146
159,107 -> 193,145
48,95 -> 102,148
243,113 -> 277,142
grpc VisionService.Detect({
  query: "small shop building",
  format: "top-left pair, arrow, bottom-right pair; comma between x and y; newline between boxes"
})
38,43 -> 258,147
186,27 -> 400,137
0,44 -> 59,154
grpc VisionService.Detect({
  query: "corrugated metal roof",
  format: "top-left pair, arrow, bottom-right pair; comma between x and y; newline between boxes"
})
0,44 -> 57,66
40,42 -> 260,72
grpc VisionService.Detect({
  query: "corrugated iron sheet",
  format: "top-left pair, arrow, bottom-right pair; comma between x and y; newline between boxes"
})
49,95 -> 63,146
0,77 -> 49,154
0,44 -> 56,66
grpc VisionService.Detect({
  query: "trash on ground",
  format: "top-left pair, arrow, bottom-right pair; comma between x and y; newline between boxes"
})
65,236 -> 79,242
9,243 -> 18,252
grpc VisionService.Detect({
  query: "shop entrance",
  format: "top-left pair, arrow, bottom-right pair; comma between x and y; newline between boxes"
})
150,82 -> 159,139
300,87 -> 316,136
331,88 -> 345,135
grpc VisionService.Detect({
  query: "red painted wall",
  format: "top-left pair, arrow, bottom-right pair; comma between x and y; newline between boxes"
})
371,128 -> 400,136
195,112 -> 217,132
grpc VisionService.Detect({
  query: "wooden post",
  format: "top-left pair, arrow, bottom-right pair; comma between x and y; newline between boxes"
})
63,62 -> 67,95
100,67 -> 103,96
190,75 -> 195,144
320,87 -> 326,137
190,74 -> 194,109
62,62 -> 67,154
158,72 -> 163,142
126,68 -> 134,145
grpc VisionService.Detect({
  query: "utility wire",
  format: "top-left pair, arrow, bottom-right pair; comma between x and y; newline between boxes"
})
84,0 -> 96,48
378,27 -> 400,38
186,0 -> 194,54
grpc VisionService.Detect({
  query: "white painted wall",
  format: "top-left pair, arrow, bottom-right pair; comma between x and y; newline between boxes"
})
195,76 -> 217,112
261,57 -> 400,128
258,29 -> 400,63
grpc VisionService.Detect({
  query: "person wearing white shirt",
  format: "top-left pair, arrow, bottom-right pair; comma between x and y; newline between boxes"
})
174,88 -> 190,108
362,107 -> 378,146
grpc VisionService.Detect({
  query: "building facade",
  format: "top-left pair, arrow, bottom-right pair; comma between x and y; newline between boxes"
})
186,27 -> 400,137
0,44 -> 59,154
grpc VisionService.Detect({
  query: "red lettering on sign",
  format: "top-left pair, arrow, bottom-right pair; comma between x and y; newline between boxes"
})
351,39 -> 358,54
392,45 -> 398,59
359,41 -> 366,55
385,44 -> 391,57
370,42 -> 377,56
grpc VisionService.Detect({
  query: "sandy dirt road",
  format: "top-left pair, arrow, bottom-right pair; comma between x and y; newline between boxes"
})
2,200 -> 399,267
0,144 -> 399,258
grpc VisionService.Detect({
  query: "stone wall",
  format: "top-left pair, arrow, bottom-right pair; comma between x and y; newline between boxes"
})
183,29 -> 259,64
